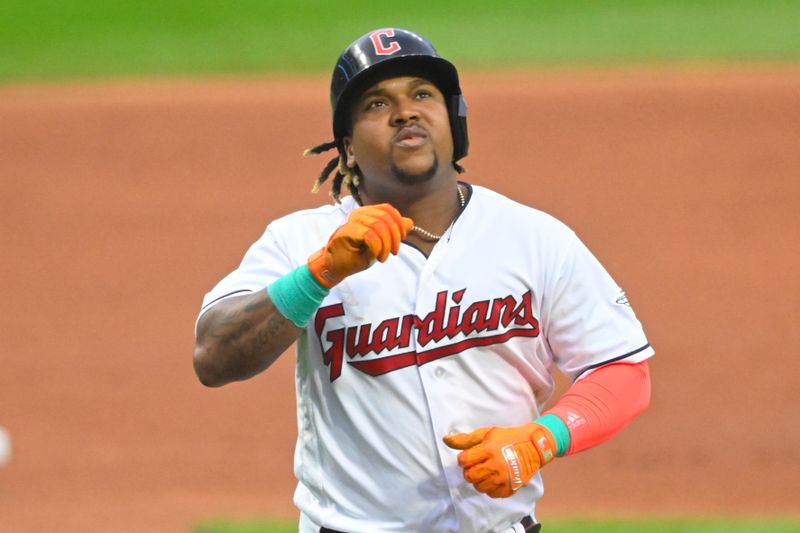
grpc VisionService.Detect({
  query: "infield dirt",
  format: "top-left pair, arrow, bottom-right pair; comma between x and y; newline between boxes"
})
1,66 -> 799,531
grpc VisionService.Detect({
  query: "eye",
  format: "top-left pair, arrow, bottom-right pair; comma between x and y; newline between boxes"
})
415,89 -> 433,99
366,98 -> 387,110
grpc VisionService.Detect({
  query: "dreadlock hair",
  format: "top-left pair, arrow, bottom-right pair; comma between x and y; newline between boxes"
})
304,140 -> 362,204
304,140 -> 466,204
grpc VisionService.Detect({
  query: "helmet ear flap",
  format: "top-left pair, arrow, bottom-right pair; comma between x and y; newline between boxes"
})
449,94 -> 469,162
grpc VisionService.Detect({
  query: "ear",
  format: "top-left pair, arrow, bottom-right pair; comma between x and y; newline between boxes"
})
343,137 -> 357,168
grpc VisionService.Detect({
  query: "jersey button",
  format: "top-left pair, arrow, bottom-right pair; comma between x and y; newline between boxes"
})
434,367 -> 445,378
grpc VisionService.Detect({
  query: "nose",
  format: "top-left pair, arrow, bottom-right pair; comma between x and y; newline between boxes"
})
390,96 -> 418,126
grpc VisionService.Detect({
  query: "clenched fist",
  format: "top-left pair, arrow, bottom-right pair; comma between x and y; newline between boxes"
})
307,204 -> 413,288
443,422 -> 557,498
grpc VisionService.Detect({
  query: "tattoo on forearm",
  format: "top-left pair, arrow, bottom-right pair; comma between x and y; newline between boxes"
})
255,317 -> 280,348
202,293 -> 294,377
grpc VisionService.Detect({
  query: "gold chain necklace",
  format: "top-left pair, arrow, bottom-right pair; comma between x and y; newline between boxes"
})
411,185 -> 466,241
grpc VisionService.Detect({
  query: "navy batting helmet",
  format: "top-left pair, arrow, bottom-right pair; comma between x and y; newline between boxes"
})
330,28 -> 469,163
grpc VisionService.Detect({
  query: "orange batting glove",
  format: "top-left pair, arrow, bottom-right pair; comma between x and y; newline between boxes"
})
307,204 -> 413,288
443,422 -> 557,498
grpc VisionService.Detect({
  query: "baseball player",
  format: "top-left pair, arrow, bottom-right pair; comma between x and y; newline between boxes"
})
194,28 -> 654,533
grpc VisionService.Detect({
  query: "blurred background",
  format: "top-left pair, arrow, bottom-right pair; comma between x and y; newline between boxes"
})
1,1 -> 799,531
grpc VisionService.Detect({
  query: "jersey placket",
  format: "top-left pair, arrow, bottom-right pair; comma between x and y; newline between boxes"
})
409,236 -> 476,530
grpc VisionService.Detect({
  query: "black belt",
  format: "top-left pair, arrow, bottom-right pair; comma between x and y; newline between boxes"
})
320,515 -> 541,533
520,515 -> 542,532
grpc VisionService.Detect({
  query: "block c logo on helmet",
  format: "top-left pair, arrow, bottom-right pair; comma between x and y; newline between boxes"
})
370,29 -> 402,55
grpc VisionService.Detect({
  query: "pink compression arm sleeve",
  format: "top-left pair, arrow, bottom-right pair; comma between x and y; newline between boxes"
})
544,360 -> 651,456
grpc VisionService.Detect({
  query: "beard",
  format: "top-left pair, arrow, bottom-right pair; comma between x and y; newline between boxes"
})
390,153 -> 439,185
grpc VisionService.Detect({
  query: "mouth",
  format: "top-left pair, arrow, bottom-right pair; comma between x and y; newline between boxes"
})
393,125 -> 429,148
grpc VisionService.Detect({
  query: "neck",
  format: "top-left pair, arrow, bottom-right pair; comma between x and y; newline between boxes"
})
361,178 -> 461,231
404,183 -> 461,232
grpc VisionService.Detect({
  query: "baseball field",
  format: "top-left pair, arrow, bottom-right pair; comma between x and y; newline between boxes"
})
1,1 -> 799,531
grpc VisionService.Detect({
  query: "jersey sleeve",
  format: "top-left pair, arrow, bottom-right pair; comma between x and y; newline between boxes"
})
196,225 -> 296,326
544,233 -> 654,381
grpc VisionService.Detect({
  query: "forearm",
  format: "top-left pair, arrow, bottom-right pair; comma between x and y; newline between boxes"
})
444,360 -> 651,498
193,289 -> 302,387
194,205 -> 411,387
544,360 -> 651,455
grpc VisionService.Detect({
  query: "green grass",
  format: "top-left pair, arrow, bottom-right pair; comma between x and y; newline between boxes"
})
195,519 -> 296,533
194,518 -> 800,533
1,0 -> 799,82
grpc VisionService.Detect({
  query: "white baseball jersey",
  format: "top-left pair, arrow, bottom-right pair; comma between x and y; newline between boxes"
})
198,183 -> 654,533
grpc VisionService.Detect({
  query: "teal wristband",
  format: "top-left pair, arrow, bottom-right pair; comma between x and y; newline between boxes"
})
267,264 -> 330,328
535,413 -> 570,457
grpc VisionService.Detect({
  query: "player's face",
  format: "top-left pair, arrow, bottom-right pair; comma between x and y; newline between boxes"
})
343,76 -> 453,188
